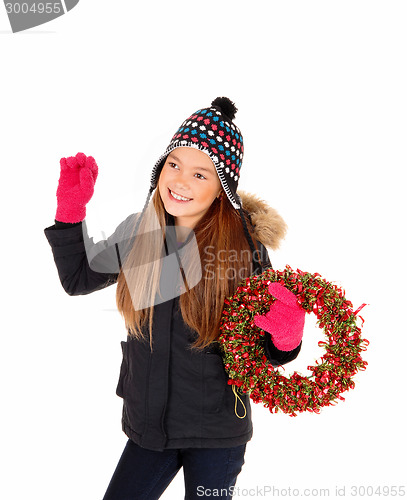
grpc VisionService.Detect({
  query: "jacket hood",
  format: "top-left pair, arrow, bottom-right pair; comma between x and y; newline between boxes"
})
237,190 -> 287,250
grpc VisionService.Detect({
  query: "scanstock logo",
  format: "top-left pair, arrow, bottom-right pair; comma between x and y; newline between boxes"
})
4,0 -> 79,32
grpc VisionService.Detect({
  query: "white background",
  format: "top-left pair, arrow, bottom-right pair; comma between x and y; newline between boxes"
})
1,1 -> 406,499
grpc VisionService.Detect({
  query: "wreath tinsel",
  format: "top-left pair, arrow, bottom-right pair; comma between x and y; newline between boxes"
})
218,265 -> 369,416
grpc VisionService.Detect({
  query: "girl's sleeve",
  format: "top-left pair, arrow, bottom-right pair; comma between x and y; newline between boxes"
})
254,240 -> 302,367
264,339 -> 302,368
44,213 -> 138,296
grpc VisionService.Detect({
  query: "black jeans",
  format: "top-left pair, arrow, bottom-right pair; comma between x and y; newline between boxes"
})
102,439 -> 247,500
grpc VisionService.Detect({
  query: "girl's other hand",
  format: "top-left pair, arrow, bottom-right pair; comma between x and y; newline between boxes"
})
55,152 -> 99,223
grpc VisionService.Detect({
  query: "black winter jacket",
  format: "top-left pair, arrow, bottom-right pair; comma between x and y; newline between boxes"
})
44,191 -> 301,451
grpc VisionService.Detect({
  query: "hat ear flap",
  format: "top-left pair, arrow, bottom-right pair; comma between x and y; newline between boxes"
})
155,156 -> 167,182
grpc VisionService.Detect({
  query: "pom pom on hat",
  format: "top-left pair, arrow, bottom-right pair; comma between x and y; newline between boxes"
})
211,97 -> 238,121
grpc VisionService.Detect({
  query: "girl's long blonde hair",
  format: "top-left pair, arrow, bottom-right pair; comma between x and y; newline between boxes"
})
116,188 -> 263,351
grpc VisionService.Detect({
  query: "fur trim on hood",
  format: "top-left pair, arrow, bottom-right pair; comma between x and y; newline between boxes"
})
237,190 -> 287,250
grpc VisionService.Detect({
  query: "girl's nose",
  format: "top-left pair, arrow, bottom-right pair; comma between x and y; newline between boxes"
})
175,183 -> 190,191
174,174 -> 190,191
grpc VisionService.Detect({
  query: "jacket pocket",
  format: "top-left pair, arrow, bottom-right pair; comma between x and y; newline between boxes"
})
116,341 -> 128,398
203,353 -> 228,413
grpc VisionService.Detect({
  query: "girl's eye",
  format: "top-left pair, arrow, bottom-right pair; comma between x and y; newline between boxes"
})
168,162 -> 206,180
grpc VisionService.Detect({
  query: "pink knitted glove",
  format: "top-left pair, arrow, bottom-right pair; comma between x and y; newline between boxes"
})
55,152 -> 98,223
254,283 -> 305,351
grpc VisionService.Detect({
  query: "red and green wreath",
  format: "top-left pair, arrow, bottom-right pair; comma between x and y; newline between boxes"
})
218,265 -> 369,416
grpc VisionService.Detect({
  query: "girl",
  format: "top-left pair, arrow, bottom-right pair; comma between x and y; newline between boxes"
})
44,97 -> 302,500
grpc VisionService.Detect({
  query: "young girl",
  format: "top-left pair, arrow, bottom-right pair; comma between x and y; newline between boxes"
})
44,97 -> 302,500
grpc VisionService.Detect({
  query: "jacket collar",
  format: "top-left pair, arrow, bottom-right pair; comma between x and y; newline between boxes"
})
237,190 -> 287,250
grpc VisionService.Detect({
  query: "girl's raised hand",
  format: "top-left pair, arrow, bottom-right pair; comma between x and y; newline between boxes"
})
55,152 -> 99,223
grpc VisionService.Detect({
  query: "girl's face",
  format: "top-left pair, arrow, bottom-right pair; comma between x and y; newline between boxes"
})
158,147 -> 223,229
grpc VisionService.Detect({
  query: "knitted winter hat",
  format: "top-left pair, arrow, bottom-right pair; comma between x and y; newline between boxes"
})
150,97 -> 244,209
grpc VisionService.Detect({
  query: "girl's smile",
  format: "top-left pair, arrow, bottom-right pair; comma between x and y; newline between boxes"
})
167,188 -> 193,202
